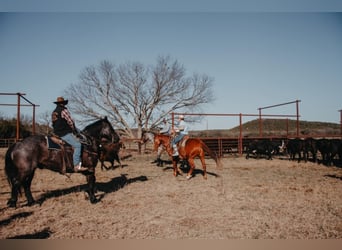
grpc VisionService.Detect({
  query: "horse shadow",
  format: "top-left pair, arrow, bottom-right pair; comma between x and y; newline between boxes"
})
6,227 -> 52,239
0,211 -> 51,239
95,174 -> 148,201
34,174 -> 148,206
100,164 -> 129,171
161,161 -> 219,178
0,211 -> 33,227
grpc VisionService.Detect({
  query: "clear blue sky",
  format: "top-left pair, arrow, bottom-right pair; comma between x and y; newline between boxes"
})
1,1 -> 342,130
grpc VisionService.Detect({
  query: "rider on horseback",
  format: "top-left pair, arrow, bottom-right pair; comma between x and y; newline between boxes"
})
153,118 -> 171,166
52,97 -> 88,172
171,115 -> 188,157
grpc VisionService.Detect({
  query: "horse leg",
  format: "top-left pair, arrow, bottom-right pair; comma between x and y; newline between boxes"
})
7,178 -> 20,208
172,156 -> 182,177
101,161 -> 111,171
23,171 -> 36,206
115,154 -> 122,168
186,157 -> 196,180
199,155 -> 207,180
180,159 -> 188,171
187,154 -> 207,180
86,173 -> 97,204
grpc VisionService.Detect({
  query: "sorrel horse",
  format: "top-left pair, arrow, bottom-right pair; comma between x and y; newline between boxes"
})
5,117 -> 119,207
148,133 -> 221,179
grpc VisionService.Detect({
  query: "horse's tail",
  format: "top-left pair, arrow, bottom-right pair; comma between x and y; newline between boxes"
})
5,143 -> 22,196
200,140 -> 223,169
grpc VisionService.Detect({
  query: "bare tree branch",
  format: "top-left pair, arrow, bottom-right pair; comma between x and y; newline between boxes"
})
64,56 -> 214,138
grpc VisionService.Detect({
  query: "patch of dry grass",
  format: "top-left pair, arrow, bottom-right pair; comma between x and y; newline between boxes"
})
0,149 -> 341,239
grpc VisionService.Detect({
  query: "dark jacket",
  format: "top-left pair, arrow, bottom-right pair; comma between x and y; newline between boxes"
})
52,105 -> 73,137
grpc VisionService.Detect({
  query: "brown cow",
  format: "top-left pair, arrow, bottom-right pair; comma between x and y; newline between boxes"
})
98,141 -> 124,170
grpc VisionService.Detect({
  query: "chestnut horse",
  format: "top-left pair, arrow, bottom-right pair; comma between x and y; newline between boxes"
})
151,133 -> 221,179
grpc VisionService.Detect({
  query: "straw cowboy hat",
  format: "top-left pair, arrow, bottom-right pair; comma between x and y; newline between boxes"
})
53,96 -> 68,105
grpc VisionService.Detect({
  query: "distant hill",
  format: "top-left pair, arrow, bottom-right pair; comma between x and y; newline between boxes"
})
190,119 -> 341,138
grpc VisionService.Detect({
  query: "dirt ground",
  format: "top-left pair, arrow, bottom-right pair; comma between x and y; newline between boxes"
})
0,147 -> 341,239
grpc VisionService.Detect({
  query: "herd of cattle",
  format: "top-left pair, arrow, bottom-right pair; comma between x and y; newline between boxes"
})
96,136 -> 342,170
245,137 -> 342,166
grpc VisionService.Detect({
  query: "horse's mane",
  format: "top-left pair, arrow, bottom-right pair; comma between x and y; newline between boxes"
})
82,117 -> 120,142
155,133 -> 170,138
83,117 -> 112,131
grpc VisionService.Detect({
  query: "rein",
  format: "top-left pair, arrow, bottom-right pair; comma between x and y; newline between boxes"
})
83,149 -> 98,156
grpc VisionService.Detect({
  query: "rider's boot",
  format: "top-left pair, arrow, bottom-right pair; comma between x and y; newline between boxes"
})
172,144 -> 179,157
74,162 -> 88,172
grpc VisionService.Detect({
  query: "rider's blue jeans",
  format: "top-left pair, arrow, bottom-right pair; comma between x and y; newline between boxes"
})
173,134 -> 185,145
61,133 -> 82,166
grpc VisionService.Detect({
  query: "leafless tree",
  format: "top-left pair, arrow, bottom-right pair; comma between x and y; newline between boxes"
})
64,56 -> 214,139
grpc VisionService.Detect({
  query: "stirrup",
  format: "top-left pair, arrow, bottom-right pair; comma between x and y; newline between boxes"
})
74,163 -> 88,172
172,145 -> 179,156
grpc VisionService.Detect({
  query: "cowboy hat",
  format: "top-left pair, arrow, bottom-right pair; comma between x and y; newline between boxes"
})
53,96 -> 68,105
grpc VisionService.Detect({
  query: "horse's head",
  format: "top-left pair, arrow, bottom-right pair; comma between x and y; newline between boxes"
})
83,117 -> 120,143
141,132 -> 154,144
153,134 -> 171,153
100,117 -> 120,142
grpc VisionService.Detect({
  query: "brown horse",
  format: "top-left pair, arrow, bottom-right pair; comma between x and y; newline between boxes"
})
5,117 -> 119,207
151,133 -> 221,179
98,140 -> 125,170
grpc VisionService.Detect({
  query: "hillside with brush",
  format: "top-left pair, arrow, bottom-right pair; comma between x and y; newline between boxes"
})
190,119 -> 341,138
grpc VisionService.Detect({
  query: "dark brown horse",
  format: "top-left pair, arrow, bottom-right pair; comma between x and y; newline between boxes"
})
5,117 -> 119,207
150,133 -> 221,179
98,140 -> 125,170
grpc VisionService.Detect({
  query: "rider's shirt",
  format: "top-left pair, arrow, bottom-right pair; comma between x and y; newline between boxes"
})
52,105 -> 74,137
175,120 -> 188,135
160,122 -> 170,134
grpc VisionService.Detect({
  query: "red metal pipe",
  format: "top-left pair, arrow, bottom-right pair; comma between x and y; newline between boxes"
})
1,92 -> 39,138
16,93 -> 21,141
239,113 -> 243,155
296,100 -> 300,137
259,108 -> 262,137
339,109 -> 342,137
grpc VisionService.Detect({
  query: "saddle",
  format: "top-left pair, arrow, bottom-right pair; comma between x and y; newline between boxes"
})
45,135 -> 75,174
178,135 -> 190,148
174,135 -> 190,157
46,136 -> 64,149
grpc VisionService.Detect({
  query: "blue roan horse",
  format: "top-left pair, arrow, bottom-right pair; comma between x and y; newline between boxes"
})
5,117 -> 119,207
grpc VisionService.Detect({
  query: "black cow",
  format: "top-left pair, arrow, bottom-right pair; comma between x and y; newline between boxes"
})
245,140 -> 282,160
303,137 -> 318,163
317,138 -> 342,166
316,139 -> 330,165
98,141 -> 125,170
329,139 -> 342,166
286,138 -> 305,162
